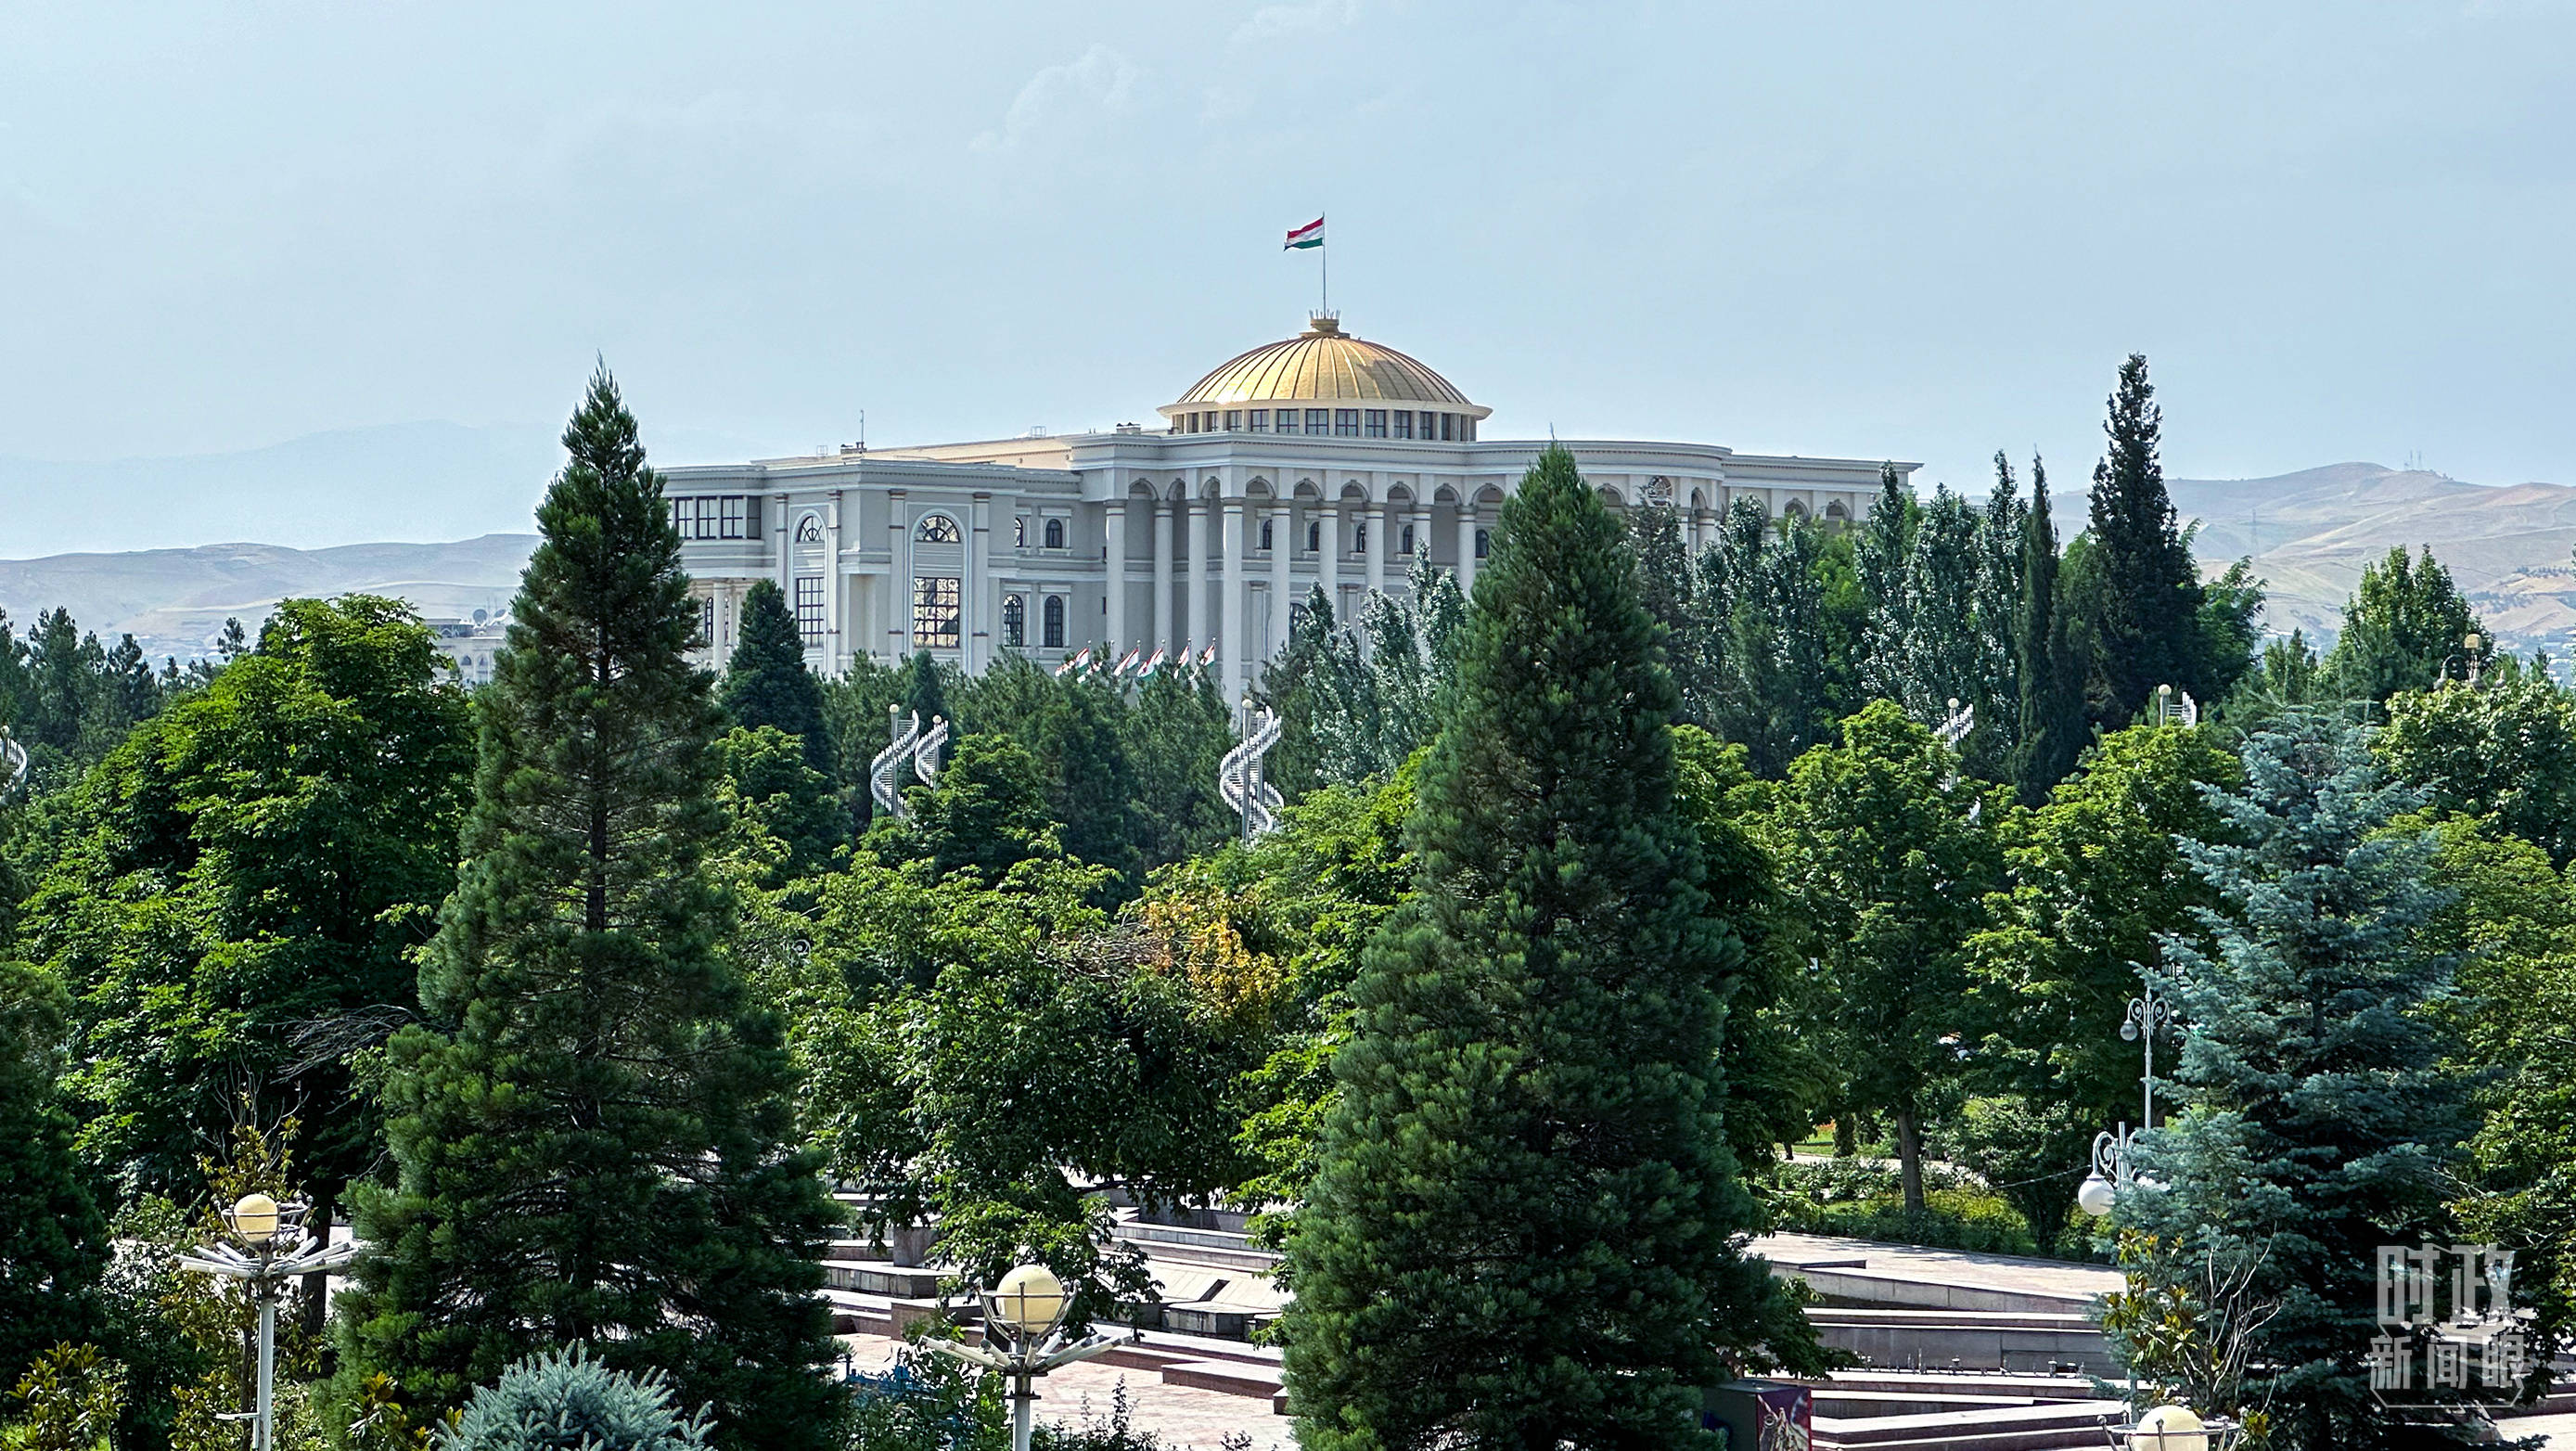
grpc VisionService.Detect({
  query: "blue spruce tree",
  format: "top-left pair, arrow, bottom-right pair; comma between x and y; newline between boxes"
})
2123,712 -> 2470,1450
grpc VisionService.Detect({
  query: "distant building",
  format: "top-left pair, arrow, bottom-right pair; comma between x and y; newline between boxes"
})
427,610 -> 508,686
666,315 -> 1913,702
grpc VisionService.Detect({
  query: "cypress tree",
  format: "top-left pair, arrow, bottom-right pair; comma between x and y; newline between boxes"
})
1628,503 -> 1716,725
1855,462 -> 1916,703
1285,445 -> 1784,1449
2081,354 -> 2201,726
337,369 -> 840,1449
719,580 -> 829,770
899,648 -> 949,730
2012,455 -> 2084,803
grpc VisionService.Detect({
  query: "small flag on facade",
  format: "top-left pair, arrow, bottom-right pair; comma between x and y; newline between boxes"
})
1116,648 -> 1141,675
1053,656 -> 1076,676
1284,216 -> 1324,250
1140,647 -> 1166,677
1072,647 -> 1093,672
1200,643 -> 1219,665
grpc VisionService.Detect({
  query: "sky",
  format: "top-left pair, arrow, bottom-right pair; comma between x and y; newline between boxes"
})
2,0 -> 2571,552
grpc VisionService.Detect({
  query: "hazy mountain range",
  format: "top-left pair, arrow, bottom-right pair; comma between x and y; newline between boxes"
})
5,444 -> 2573,665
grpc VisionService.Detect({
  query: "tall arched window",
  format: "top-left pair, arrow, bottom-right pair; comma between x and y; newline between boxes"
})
1015,517 -> 1028,547
1044,518 -> 1066,549
1306,520 -> 1321,553
916,514 -> 960,543
1400,523 -> 1416,556
1042,595 -> 1066,648
1474,528 -> 1491,559
1260,519 -> 1275,551
1002,596 -> 1026,648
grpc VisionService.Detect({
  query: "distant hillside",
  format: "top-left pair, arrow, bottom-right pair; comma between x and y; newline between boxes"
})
0,535 -> 536,662
2057,463 -> 2576,658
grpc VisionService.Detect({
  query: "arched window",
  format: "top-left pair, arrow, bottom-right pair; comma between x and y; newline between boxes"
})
1002,596 -> 1026,648
1044,518 -> 1066,549
1015,516 -> 1028,547
794,513 -> 824,543
1306,520 -> 1321,553
1353,523 -> 1366,554
1260,519 -> 1275,551
1400,523 -> 1416,557
1474,528 -> 1491,559
1042,595 -> 1066,648
916,514 -> 960,543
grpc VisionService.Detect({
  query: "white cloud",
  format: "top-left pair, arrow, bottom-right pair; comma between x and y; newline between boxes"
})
1230,0 -> 1361,46
972,44 -> 1142,153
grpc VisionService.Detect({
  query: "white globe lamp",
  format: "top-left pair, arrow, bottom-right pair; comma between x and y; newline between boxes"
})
2133,1404 -> 2208,1451
989,1263 -> 1070,1342
2077,1172 -> 2118,1217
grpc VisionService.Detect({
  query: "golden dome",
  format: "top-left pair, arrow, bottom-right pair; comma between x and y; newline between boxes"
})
1160,315 -> 1487,421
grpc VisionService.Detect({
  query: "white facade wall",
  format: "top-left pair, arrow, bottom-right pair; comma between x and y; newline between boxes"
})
667,433 -> 1913,704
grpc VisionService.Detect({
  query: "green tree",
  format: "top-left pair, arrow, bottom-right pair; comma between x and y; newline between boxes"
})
2326,546 -> 2483,706
2377,667 -> 2576,866
885,732 -> 1058,884
1966,725 -> 2236,1252
2077,354 -> 2203,728
24,596 -> 471,1259
899,648 -> 951,731
1763,700 -> 2003,1211
1286,446 -> 1806,1451
1629,502 -> 1717,725
2011,456 -> 2085,803
0,964 -> 110,1392
2124,713 -> 2469,1451
336,370 -> 840,1449
1966,454 -> 2028,779
718,581 -> 829,770
711,725 -> 844,886
1121,667 -> 1233,868
439,1344 -> 712,1451
1854,464 -> 1917,705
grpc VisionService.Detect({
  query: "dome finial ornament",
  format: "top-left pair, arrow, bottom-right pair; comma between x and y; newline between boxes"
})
1305,312 -> 1342,336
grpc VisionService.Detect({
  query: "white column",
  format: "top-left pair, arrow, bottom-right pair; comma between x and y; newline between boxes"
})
825,491 -> 845,674
1269,502 -> 1293,665
886,489 -> 909,659
1153,501 -> 1175,654
968,493 -> 993,672
1105,500 -> 1127,659
1220,496 -> 1247,704
775,492 -> 793,595
1185,495 -> 1211,657
1455,499 -> 1478,597
1364,501 -> 1387,597
1316,503 -> 1341,622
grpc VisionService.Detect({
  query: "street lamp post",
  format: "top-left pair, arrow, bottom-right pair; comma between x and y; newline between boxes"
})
174,1193 -> 360,1451
929,1265 -> 1132,1451
2081,978 -> 2176,1217
2439,632 -> 2485,687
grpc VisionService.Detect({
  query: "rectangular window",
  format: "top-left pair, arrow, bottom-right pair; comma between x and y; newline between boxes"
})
793,576 -> 825,647
1440,413 -> 1455,441
698,596 -> 714,646
1249,408 -> 1269,431
1335,409 -> 1360,436
1393,411 -> 1413,440
912,575 -> 961,649
1305,408 -> 1329,435
1461,417 -> 1476,441
721,495 -> 747,538
1224,410 -> 1242,430
1365,409 -> 1387,437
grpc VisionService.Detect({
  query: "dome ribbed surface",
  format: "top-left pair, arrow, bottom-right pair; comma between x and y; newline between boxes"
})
1170,317 -> 1474,409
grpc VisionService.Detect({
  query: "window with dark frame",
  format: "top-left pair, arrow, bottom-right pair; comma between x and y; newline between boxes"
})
916,514 -> 961,544
1042,595 -> 1066,648
1401,522 -> 1416,556
1250,408 -> 1269,431
1306,520 -> 1321,553
1305,408 -> 1329,434
1393,411 -> 1413,440
1260,519 -> 1274,551
1335,409 -> 1360,436
1475,528 -> 1491,559
793,575 -> 825,646
1365,409 -> 1387,437
913,575 -> 961,649
1002,595 -> 1025,648
1044,518 -> 1065,549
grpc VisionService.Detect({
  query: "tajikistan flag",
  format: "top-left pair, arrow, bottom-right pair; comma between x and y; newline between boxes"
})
1284,216 -> 1324,250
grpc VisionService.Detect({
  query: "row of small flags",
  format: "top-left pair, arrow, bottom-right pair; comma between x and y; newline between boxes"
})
1053,644 -> 1220,678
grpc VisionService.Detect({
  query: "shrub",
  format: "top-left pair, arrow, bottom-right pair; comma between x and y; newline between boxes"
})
2,1344 -> 126,1451
1756,1160 -> 2043,1257
439,1345 -> 712,1451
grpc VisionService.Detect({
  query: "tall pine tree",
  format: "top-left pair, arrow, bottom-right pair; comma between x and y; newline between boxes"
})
1286,445 -> 1799,1450
2080,354 -> 2202,727
336,370 -> 840,1449
719,580 -> 829,769
0,960 -> 110,1392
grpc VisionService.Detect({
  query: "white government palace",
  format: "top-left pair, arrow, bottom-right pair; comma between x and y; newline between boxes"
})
667,315 -> 1912,703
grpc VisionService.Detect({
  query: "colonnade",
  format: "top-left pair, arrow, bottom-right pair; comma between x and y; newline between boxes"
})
1120,493 -> 1496,702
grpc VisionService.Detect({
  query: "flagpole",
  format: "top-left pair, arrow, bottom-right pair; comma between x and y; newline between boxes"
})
1321,217 -> 1328,316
